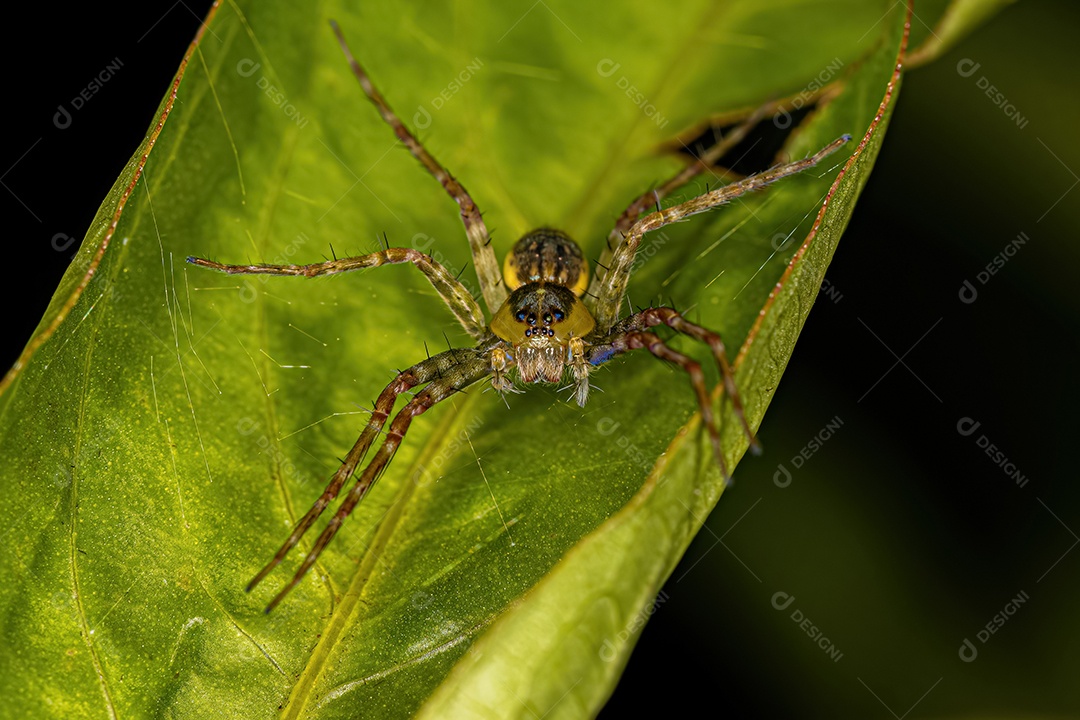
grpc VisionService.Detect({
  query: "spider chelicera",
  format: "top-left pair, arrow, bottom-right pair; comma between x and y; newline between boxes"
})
189,22 -> 850,612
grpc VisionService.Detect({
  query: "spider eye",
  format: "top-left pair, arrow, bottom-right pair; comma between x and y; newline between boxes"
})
489,284 -> 595,344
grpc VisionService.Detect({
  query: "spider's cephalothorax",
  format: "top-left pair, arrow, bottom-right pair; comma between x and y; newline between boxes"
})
188,20 -> 852,611
490,229 -> 595,396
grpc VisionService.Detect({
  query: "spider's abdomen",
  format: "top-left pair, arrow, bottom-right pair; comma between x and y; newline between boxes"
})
503,228 -> 588,295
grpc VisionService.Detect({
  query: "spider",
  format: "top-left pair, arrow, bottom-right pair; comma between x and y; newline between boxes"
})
188,22 -> 850,612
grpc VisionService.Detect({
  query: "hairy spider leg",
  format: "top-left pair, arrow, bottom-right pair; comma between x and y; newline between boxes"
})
588,101 -> 776,302
243,345 -> 483,594
254,347 -> 493,613
583,135 -> 850,474
592,134 -> 851,332
605,307 -> 760,455
187,246 -> 487,339
330,21 -> 507,315
585,330 -> 732,477
244,372 -> 416,595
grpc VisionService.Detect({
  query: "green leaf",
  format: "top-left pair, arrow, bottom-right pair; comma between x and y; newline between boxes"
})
0,1 -> 935,717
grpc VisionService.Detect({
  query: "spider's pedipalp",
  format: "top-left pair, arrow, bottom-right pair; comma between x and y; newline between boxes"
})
248,345 -> 492,612
489,345 -> 517,396
329,21 -> 506,314
188,246 -> 487,339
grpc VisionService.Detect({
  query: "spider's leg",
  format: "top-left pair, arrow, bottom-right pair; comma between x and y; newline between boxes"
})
188,247 -> 487,339
604,307 -> 759,454
259,352 -> 492,612
587,102 -> 774,303
246,346 -> 489,595
591,135 -> 851,332
586,330 -> 731,479
244,373 -> 414,595
330,21 -> 506,315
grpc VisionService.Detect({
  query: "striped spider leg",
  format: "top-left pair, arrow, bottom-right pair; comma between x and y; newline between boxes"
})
329,20 -> 507,314
188,250 -> 500,612
188,21 -> 516,612
586,99 -> 778,302
581,134 -> 853,477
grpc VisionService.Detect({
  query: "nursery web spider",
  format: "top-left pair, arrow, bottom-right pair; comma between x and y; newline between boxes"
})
189,21 -> 850,612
